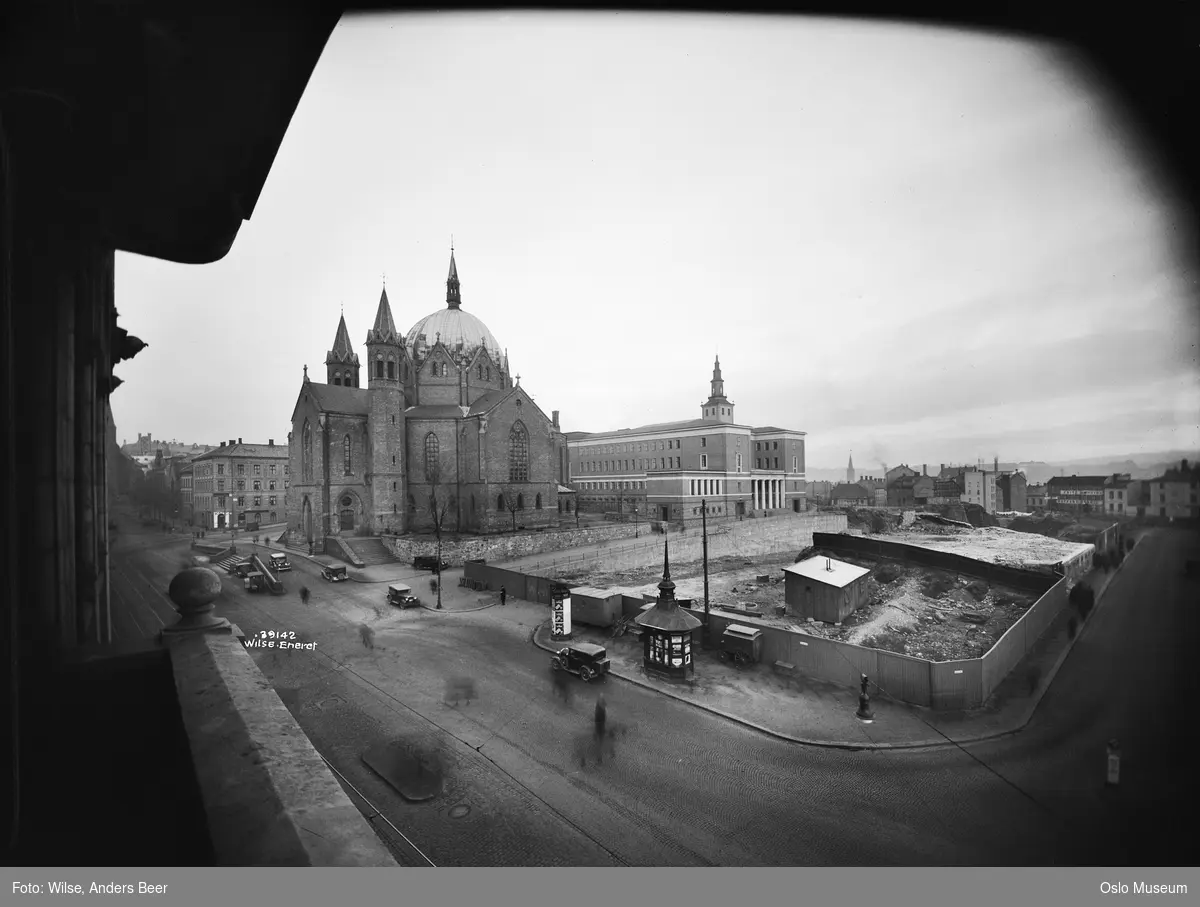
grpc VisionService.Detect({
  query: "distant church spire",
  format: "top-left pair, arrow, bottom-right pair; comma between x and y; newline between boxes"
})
446,242 -> 462,310
847,453 -> 856,483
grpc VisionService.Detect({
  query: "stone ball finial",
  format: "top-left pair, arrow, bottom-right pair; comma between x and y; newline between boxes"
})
164,566 -> 230,635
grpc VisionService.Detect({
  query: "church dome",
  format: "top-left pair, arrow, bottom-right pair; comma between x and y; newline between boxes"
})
406,248 -> 503,362
406,307 -> 502,362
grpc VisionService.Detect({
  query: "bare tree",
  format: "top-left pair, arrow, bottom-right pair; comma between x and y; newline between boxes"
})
501,485 -> 523,533
428,464 -> 451,609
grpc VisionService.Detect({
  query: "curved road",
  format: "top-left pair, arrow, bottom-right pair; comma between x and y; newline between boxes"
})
120,529 -> 1197,866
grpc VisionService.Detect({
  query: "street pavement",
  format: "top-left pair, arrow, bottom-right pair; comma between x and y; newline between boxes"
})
110,524 -> 1197,866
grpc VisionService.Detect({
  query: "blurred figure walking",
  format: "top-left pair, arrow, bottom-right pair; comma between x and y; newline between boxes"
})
299,586 -> 310,606
594,693 -> 607,741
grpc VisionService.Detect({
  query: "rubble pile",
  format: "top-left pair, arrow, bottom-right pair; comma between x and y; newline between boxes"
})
794,559 -> 1038,661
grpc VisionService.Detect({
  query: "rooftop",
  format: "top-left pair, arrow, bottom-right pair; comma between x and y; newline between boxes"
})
785,556 -> 872,589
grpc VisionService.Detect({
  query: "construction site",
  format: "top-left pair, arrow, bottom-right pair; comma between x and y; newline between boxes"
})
545,510 -> 1099,663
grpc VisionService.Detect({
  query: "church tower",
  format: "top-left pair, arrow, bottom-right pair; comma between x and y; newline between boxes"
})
364,281 -> 406,533
365,283 -> 404,391
701,355 -> 735,423
325,314 -> 360,387
846,453 -> 856,483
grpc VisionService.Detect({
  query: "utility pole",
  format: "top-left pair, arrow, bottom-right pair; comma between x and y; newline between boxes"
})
702,497 -> 711,648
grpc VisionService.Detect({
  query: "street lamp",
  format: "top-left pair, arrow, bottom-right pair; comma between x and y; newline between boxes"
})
634,506 -> 639,538
856,673 -> 875,722
701,497 -> 711,648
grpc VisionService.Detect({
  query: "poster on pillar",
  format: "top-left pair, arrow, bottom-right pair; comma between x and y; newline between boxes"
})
551,592 -> 572,637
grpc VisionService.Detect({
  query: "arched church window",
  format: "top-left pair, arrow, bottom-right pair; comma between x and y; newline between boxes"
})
387,358 -> 395,379
424,432 -> 440,482
487,367 -> 491,381
376,359 -> 384,378
517,493 -> 525,511
509,422 -> 529,482
497,493 -> 505,511
302,420 -> 313,482
343,435 -> 352,475
535,493 -> 542,510
471,494 -> 476,513
478,363 -> 483,380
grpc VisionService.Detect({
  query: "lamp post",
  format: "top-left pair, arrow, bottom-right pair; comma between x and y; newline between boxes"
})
701,497 -> 711,648
634,506 -> 639,538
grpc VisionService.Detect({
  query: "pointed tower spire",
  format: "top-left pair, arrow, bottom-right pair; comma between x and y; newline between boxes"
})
658,537 -> 676,603
446,242 -> 462,310
325,313 -> 361,386
366,283 -> 400,344
847,453 -> 856,484
365,279 -> 404,390
701,355 -> 735,423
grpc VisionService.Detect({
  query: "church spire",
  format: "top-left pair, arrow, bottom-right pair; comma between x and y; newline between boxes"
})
446,242 -> 462,310
846,453 -> 856,483
326,313 -> 361,387
366,283 -> 400,345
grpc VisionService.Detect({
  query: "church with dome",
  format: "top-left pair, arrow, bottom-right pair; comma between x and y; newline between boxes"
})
286,248 -> 568,546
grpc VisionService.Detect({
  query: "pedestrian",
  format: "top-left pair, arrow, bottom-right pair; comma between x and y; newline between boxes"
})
299,586 -> 310,606
594,693 -> 607,740
500,586 -> 507,606
359,624 -> 375,649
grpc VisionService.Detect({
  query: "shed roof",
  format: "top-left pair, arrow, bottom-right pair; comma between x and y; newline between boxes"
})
784,556 -> 872,589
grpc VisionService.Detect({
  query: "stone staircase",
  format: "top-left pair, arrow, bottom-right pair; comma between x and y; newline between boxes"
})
339,537 -> 399,567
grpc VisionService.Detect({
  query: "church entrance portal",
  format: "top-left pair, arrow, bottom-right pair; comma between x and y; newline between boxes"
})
339,495 -> 355,531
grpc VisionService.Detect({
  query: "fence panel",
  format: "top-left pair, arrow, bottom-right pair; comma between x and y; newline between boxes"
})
873,649 -> 932,707
930,659 -> 982,710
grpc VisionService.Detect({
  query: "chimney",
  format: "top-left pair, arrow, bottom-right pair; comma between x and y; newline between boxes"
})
552,410 -> 560,429
269,439 -> 274,447
219,441 -> 225,448
238,437 -> 242,445
229,439 -> 235,447
923,463 -> 927,476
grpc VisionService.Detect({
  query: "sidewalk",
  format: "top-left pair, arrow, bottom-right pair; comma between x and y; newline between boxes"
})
530,547 -> 1137,750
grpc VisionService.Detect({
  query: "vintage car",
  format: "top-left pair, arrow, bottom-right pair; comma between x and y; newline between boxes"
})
320,565 -> 349,583
386,583 -> 421,609
413,555 -> 451,573
243,571 -> 266,594
231,560 -> 255,579
268,552 -> 291,572
550,643 -> 611,682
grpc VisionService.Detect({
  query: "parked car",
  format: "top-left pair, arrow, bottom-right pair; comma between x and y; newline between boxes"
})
321,565 -> 349,583
243,571 -> 266,594
231,560 -> 254,579
268,552 -> 291,572
413,555 -> 450,572
551,643 -> 611,682
386,583 -> 421,609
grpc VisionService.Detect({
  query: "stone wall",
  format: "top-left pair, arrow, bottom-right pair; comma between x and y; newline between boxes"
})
523,512 -> 850,575
380,520 -> 648,565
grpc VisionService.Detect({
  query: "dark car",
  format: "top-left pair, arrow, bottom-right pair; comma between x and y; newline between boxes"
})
551,643 -> 611,682
386,583 -> 421,609
414,555 -> 451,572
321,565 -> 349,583
231,560 -> 255,578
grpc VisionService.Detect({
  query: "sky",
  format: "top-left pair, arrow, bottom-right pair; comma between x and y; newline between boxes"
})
111,11 -> 1199,471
